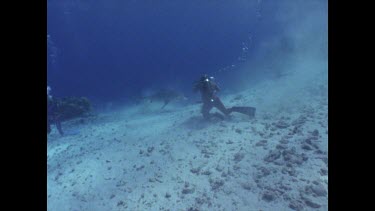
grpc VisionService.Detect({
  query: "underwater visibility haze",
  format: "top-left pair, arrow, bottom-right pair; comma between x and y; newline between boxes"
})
47,0 -> 328,210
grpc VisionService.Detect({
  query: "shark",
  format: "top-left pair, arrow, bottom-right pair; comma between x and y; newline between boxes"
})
137,89 -> 187,109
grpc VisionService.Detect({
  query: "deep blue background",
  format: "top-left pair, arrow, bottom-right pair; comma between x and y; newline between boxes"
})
47,0 -> 320,105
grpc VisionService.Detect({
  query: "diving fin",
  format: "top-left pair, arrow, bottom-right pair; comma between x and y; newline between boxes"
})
230,106 -> 256,118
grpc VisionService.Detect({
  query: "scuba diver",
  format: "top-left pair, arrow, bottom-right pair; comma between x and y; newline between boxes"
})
193,74 -> 256,120
47,86 -> 64,136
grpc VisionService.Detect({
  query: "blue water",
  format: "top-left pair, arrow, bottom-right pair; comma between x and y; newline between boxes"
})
47,0 -> 327,106
47,1 -> 328,210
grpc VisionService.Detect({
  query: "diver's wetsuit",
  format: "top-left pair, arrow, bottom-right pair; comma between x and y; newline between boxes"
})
47,96 -> 64,136
194,76 -> 256,120
194,77 -> 231,120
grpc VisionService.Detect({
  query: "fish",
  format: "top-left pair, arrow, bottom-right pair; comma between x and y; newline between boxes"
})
138,89 -> 187,109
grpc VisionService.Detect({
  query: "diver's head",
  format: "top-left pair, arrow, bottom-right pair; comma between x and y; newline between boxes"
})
200,74 -> 215,83
200,74 -> 209,82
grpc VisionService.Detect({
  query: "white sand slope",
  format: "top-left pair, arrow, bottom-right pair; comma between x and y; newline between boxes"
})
47,72 -> 328,211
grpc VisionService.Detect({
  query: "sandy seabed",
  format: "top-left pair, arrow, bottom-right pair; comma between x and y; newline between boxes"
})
48,72 -> 328,211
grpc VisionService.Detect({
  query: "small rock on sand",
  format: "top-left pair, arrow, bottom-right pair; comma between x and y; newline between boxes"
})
264,150 -> 281,162
304,198 -> 321,208
274,120 -> 290,129
165,192 -> 171,198
182,188 -> 195,194
289,200 -> 304,210
235,129 -> 242,134
256,140 -> 268,147
241,182 -> 252,190
234,152 -> 245,162
311,183 -> 327,197
262,191 -> 276,202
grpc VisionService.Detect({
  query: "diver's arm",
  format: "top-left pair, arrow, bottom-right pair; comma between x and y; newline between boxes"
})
213,82 -> 220,92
